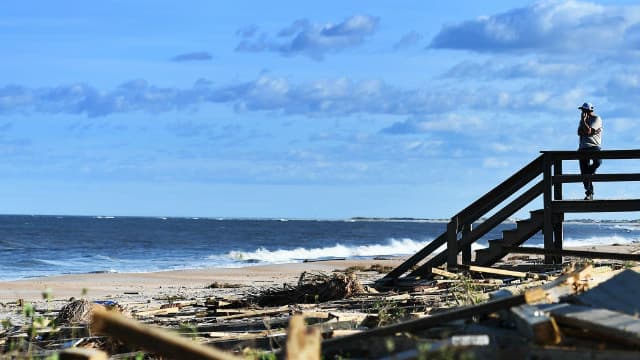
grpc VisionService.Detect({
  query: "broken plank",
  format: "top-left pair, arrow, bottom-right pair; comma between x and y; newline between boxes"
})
213,306 -> 290,321
430,267 -> 458,279
463,265 -> 528,278
134,306 -> 181,317
575,269 -> 640,316
549,304 -> 640,347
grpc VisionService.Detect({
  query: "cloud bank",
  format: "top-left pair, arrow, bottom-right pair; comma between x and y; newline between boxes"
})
0,74 -> 626,118
429,0 -> 640,53
235,15 -> 379,60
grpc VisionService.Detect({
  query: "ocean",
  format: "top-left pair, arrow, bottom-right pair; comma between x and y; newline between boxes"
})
0,215 -> 638,281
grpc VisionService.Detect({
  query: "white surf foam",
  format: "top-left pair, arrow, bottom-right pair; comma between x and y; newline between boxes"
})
225,238 -> 433,264
563,235 -> 638,247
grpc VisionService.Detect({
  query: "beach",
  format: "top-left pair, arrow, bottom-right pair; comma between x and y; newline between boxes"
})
2,242 -> 638,304
0,258 -> 404,303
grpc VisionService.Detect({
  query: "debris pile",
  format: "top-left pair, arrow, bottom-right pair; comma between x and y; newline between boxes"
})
252,271 -> 366,306
1,262 -> 640,359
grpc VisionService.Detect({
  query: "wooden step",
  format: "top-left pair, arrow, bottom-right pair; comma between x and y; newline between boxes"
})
487,239 -> 505,249
473,248 -> 492,265
476,211 -> 546,266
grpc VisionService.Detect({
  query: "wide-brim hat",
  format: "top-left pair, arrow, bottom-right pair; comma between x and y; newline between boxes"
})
579,102 -> 594,111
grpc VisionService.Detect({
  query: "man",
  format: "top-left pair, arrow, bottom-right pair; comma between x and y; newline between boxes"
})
577,102 -> 602,200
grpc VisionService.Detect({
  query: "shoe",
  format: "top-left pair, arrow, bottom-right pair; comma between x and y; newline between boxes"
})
584,194 -> 593,200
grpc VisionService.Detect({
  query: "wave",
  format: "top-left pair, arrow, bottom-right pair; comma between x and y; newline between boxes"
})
606,224 -> 640,232
563,235 -> 639,247
224,237 -> 491,265
224,238 -> 458,264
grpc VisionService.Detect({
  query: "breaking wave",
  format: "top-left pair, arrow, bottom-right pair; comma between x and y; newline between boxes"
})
225,238 -> 486,264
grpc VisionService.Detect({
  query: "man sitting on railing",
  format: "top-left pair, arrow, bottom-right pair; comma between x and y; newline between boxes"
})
577,102 -> 602,201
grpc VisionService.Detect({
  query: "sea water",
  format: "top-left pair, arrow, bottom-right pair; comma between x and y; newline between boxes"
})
0,215 -> 638,281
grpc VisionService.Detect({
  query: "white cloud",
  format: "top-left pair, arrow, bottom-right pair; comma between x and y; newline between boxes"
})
430,0 -> 640,53
235,15 -> 380,60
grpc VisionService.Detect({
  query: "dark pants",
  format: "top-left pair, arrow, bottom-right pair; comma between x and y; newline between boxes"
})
579,146 -> 602,195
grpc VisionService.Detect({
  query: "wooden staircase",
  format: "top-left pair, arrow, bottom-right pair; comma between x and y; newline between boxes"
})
475,210 -> 548,266
377,149 -> 640,288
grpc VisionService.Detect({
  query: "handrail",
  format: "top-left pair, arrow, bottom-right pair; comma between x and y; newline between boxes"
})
379,149 -> 640,287
553,173 -> 640,184
541,149 -> 640,160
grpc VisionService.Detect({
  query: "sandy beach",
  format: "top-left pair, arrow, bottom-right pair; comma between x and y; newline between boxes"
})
0,258 -> 404,303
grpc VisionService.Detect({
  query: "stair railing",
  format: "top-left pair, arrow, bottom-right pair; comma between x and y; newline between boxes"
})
380,155 -> 545,284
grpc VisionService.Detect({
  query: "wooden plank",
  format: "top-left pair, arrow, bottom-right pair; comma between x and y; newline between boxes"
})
464,265 -> 528,278
91,307 -> 243,360
510,304 -> 561,345
430,267 -> 458,279
553,173 -> 640,184
503,247 -> 640,262
552,199 -> 640,213
213,305 -> 290,321
134,306 -> 181,317
575,269 -> 640,316
549,304 -> 640,347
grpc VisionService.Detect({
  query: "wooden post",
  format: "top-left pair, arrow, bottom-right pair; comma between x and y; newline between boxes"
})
91,308 -> 242,360
543,154 -> 554,264
59,348 -> 108,360
461,223 -> 472,265
446,218 -> 458,270
286,315 -> 321,360
553,159 -> 564,264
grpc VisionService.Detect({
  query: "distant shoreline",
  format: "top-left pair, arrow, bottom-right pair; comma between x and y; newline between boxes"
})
0,213 -> 639,223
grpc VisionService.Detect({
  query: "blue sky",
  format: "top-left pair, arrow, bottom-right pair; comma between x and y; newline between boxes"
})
2,0 -> 640,219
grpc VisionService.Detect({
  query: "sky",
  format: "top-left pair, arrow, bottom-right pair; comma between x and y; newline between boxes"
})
2,0 -> 640,219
